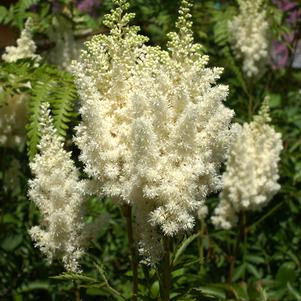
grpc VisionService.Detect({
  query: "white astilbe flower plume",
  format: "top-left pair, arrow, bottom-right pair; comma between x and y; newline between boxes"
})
228,0 -> 269,77
212,99 -> 283,229
72,0 -> 234,263
2,18 -> 41,63
29,103 -> 86,272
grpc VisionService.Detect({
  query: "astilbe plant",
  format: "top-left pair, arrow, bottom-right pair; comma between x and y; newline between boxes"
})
228,0 -> 269,77
27,0 -> 284,300
71,0 -> 234,264
0,18 -> 40,147
212,99 -> 283,229
29,103 -> 87,272
2,18 -> 41,63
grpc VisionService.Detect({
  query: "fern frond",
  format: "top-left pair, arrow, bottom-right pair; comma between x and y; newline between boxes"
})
223,46 -> 248,95
25,64 -> 77,160
26,75 -> 55,160
13,0 -> 39,29
212,6 -> 236,47
50,72 -> 77,137
51,272 -> 98,283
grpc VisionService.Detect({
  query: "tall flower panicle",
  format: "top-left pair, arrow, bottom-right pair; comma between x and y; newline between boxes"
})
2,18 -> 41,63
228,0 -> 269,77
72,0 -> 234,263
212,99 -> 283,229
29,103 -> 86,272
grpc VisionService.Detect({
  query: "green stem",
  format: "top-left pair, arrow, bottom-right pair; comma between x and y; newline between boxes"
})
246,77 -> 254,121
159,236 -> 171,301
97,264 -> 126,300
227,211 -> 245,285
123,204 -> 138,301
248,202 -> 283,231
74,281 -> 80,301
199,220 -> 205,276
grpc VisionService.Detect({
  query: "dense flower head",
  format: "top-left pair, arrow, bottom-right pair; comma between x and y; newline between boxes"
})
2,18 -> 41,63
72,0 -> 234,261
29,103 -> 86,272
228,0 -> 269,77
212,99 -> 283,229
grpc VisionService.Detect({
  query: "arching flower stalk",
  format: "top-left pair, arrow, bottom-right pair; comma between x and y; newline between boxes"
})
212,98 -> 283,230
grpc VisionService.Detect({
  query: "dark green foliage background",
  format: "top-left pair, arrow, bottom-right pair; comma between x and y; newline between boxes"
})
0,0 -> 301,300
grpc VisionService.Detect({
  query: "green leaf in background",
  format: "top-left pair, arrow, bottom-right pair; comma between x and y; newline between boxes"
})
276,262 -> 297,285
195,285 -> 227,299
1,234 -> 23,251
150,281 -> 159,299
231,282 -> 249,301
246,263 -> 261,279
15,281 -> 50,293
267,93 -> 282,108
172,233 -> 199,266
232,263 -> 246,282
287,282 -> 301,300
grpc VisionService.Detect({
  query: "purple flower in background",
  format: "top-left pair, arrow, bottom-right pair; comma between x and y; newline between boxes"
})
270,0 -> 301,69
287,9 -> 301,24
52,0 -> 62,14
270,33 -> 294,69
272,0 -> 297,11
292,40 -> 301,68
270,41 -> 289,69
76,0 -> 101,13
30,4 -> 39,12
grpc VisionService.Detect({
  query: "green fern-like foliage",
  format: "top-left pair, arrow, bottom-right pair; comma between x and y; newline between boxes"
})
0,59 -> 78,160
0,0 -> 39,28
26,73 -> 56,160
212,4 -> 236,48
29,65 -> 78,160
0,60 -> 35,102
50,71 -> 77,137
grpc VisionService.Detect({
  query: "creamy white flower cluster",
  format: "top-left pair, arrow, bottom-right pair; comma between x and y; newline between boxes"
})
212,100 -> 283,229
228,0 -> 269,77
2,18 -> 41,63
1,19 -> 41,147
71,0 -> 234,263
29,103 -> 86,272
